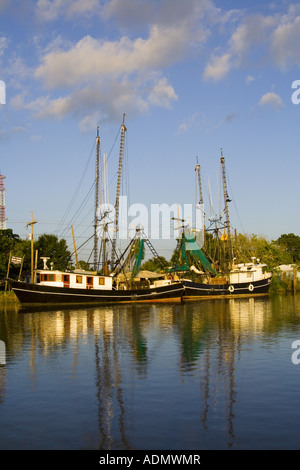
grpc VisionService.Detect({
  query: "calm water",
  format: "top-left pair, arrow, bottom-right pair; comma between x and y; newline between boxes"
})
0,294 -> 300,450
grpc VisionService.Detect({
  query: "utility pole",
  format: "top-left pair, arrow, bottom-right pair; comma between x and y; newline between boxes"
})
26,212 -> 37,283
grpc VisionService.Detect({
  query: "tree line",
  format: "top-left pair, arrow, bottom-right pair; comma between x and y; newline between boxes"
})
0,228 -> 299,285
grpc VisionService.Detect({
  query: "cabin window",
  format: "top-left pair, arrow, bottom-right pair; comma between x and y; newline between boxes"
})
76,275 -> 83,284
87,277 -> 93,286
41,274 -> 56,282
98,277 -> 105,286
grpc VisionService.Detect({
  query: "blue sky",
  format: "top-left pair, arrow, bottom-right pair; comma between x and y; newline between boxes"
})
0,0 -> 300,262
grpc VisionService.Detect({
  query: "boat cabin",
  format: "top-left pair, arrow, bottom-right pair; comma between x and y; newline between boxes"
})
36,269 -> 113,290
229,258 -> 271,284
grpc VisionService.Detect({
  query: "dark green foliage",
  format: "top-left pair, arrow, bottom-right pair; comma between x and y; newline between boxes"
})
276,233 -> 300,263
35,234 -> 71,271
0,230 -> 71,281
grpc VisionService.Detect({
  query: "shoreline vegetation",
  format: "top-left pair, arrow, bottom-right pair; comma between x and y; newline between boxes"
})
0,276 -> 298,306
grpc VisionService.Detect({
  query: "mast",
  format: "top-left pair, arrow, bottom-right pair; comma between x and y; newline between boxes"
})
195,157 -> 203,206
111,114 -> 127,269
220,149 -> 233,265
195,157 -> 205,248
94,127 -> 100,271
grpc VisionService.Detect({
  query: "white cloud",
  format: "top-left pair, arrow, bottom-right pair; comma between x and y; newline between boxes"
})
177,112 -> 206,133
35,23 -> 192,90
148,77 -> 178,108
203,53 -> 232,81
36,0 -> 100,21
270,11 -> 300,70
29,19 -> 196,126
246,74 -> 255,85
12,73 -> 177,129
259,91 -> 283,109
203,11 -> 286,81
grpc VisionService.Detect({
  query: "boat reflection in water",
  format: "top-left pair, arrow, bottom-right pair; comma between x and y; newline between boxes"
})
0,295 -> 299,450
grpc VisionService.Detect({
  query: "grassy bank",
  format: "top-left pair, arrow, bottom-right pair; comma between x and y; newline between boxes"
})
0,291 -> 20,304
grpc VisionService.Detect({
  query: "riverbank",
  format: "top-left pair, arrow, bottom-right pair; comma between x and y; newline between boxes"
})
0,291 -> 20,304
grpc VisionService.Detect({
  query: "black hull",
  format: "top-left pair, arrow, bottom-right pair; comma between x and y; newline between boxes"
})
182,277 -> 272,299
9,280 -> 185,306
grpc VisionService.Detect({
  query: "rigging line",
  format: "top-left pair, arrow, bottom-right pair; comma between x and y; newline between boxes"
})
59,182 -> 95,239
69,233 -> 95,257
76,215 -> 95,242
107,127 -> 121,162
55,139 -> 96,236
59,180 -> 95,237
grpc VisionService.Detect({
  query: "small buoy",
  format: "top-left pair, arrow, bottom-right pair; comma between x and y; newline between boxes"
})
0,340 -> 6,366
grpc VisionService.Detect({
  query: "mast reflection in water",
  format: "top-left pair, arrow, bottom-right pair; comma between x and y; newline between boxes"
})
0,295 -> 300,450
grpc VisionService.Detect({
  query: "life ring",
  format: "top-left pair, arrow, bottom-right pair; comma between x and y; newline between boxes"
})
228,285 -> 234,293
248,284 -> 254,292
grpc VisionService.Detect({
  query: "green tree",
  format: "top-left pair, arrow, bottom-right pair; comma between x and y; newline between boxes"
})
35,234 -> 71,271
141,256 -> 168,272
276,233 -> 300,263
0,230 -> 25,281
78,260 -> 91,271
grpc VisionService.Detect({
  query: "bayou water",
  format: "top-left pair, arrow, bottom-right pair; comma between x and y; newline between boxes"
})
0,294 -> 300,450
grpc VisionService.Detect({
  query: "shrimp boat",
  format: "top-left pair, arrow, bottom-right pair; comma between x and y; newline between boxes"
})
9,268 -> 184,306
170,151 -> 272,300
9,116 -> 185,306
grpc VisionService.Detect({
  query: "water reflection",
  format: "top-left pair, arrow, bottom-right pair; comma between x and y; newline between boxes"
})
0,294 -> 299,449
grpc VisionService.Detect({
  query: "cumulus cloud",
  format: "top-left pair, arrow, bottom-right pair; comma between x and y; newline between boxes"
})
36,0 -> 100,21
30,10 -> 205,127
259,92 -> 283,109
19,0 -> 299,129
270,7 -> 300,70
203,12 -> 283,81
148,77 -> 178,107
203,53 -> 232,81
35,24 -> 191,89
12,73 -> 177,125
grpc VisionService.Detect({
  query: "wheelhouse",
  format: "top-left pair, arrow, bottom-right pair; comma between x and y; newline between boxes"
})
36,269 -> 113,290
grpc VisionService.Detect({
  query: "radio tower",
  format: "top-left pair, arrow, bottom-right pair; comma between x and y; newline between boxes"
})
0,173 -> 6,230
